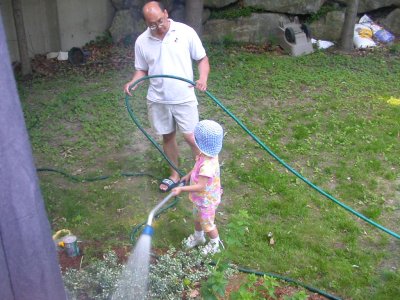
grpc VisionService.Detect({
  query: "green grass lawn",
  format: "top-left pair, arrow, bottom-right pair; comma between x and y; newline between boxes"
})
19,43 -> 400,299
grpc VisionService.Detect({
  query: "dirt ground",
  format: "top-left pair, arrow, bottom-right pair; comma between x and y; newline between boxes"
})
58,241 -> 130,272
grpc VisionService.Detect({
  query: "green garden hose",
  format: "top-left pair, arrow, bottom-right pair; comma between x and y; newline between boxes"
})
36,73 -> 396,300
37,167 -> 161,182
124,74 -> 400,300
36,171 -> 340,299
125,74 -> 400,240
226,264 -> 340,300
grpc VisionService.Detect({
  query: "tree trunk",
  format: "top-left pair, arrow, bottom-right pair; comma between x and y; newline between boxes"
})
11,0 -> 32,76
185,0 -> 204,36
339,0 -> 359,52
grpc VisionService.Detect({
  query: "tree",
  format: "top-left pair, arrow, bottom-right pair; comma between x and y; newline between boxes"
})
339,0 -> 360,52
11,0 -> 32,76
185,0 -> 204,36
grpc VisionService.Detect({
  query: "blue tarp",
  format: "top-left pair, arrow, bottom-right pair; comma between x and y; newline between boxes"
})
0,13 -> 66,300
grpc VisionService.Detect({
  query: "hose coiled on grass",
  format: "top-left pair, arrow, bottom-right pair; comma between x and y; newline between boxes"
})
126,74 -> 400,240
124,74 -> 400,300
37,167 -> 161,182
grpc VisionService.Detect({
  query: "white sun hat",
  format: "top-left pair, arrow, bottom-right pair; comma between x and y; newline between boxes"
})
194,120 -> 223,157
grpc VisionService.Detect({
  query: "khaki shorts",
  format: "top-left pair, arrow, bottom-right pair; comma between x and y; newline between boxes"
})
147,101 -> 199,135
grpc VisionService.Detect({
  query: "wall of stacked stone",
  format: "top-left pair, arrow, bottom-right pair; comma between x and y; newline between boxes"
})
109,0 -> 400,44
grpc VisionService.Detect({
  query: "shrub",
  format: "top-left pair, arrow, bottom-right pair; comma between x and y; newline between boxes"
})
63,251 -> 121,299
63,248 -> 237,299
148,247 -> 213,299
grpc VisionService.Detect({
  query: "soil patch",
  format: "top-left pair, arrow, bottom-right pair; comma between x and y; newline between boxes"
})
58,241 -> 131,272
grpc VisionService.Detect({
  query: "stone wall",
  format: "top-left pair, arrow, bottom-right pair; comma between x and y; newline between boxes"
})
109,0 -> 400,44
3,0 -> 399,63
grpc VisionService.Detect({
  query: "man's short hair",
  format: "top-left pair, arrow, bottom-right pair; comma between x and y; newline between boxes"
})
143,1 -> 166,19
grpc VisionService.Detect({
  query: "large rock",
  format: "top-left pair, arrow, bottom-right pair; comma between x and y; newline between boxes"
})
109,10 -> 133,43
203,13 -> 290,44
163,0 -> 177,11
204,0 -> 237,9
358,0 -> 400,13
109,9 -> 146,43
170,3 -> 210,25
111,0 -> 146,10
332,0 -> 400,12
381,8 -> 400,35
109,0 -> 400,45
203,8 -> 212,24
170,3 -> 185,22
309,10 -> 345,42
111,0 -> 131,10
243,0 -> 325,14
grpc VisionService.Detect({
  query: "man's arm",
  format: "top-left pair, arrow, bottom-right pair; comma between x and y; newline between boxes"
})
123,69 -> 148,96
195,56 -> 210,92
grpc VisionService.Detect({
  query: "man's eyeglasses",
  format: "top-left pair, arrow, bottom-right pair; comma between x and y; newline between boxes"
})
149,18 -> 165,31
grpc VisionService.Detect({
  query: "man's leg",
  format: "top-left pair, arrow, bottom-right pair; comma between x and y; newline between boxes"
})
159,131 -> 181,191
173,102 -> 200,159
183,132 -> 200,159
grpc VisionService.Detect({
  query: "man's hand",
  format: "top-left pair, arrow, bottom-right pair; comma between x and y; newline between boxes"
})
124,82 -> 136,96
124,71 -> 148,96
195,79 -> 207,92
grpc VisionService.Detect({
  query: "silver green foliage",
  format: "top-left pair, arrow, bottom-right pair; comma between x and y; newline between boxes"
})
63,251 -> 121,300
62,248 -> 236,299
148,247 -> 213,299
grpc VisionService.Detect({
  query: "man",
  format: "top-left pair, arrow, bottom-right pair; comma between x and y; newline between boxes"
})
124,1 -> 210,192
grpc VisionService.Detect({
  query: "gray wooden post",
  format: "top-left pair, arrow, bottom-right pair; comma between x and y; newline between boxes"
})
0,13 -> 67,300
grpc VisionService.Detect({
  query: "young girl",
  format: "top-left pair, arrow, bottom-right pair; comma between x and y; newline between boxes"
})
172,120 -> 224,255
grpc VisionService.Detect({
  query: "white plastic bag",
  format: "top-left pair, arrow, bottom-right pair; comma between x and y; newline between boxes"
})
57,52 -> 69,61
353,24 -> 376,49
358,14 -> 395,44
317,40 -> 335,49
311,38 -> 335,49
359,14 -> 373,25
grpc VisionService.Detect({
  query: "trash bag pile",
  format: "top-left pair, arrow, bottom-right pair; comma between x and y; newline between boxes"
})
354,14 -> 395,49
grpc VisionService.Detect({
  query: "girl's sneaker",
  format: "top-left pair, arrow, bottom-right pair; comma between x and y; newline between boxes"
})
200,239 -> 224,256
183,234 -> 206,249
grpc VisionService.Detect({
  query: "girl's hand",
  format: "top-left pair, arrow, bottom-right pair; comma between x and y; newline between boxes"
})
181,176 -> 190,185
172,187 -> 182,196
179,173 -> 190,186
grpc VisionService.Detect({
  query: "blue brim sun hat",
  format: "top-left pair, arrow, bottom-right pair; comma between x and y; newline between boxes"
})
194,120 -> 223,157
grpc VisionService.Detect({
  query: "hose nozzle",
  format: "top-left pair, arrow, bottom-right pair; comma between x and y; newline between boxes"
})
142,225 -> 154,236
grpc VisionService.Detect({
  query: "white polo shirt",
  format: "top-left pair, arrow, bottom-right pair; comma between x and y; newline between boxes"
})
134,19 -> 207,104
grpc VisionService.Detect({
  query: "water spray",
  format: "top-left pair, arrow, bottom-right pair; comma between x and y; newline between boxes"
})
113,187 -> 183,299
